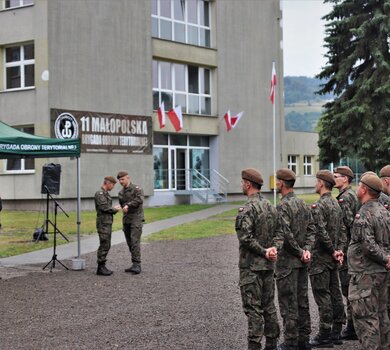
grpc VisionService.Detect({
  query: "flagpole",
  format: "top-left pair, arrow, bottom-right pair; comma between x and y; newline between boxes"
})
273,78 -> 276,207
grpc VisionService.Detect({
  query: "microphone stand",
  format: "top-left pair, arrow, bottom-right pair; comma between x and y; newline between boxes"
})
42,185 -> 70,271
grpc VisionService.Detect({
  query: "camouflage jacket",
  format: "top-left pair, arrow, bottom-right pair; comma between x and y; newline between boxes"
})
348,199 -> 390,274
310,192 -> 347,272
276,192 -> 315,272
118,183 -> 144,224
235,192 -> 283,271
378,192 -> 390,211
95,188 -> 117,224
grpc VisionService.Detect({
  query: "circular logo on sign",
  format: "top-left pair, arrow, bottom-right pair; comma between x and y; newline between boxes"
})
54,113 -> 79,139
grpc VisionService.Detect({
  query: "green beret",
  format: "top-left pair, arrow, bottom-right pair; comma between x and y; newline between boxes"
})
379,165 -> 390,178
276,168 -> 296,181
117,171 -> 128,179
360,174 -> 383,193
316,169 -> 335,186
241,168 -> 263,186
334,166 -> 354,179
104,176 -> 117,184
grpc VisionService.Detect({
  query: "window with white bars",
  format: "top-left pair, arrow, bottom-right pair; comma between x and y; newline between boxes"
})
152,0 -> 211,48
3,0 -> 33,9
303,155 -> 313,176
153,60 -> 211,115
5,43 -> 35,90
288,155 -> 298,175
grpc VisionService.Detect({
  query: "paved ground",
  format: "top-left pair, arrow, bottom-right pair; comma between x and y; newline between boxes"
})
0,205 -> 361,350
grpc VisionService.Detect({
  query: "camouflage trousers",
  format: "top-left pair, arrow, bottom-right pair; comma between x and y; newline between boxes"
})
276,267 -> 311,346
123,222 -> 143,264
349,272 -> 390,350
310,266 -> 345,333
239,269 -> 280,345
339,267 -> 353,322
97,222 -> 112,264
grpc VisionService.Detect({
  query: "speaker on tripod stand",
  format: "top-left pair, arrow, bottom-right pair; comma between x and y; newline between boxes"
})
41,163 -> 61,195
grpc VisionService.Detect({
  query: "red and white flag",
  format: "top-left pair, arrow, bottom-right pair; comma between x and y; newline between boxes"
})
269,62 -> 277,104
157,101 -> 166,129
224,110 -> 244,132
167,105 -> 183,132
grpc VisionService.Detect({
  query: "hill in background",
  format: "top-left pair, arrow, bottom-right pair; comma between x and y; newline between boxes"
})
284,76 -> 333,132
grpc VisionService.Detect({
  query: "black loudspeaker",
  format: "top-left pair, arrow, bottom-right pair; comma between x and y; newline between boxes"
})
41,163 -> 61,195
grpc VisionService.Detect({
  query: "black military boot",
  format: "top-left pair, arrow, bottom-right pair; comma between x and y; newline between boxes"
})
329,332 -> 342,345
125,263 -> 141,274
248,340 -> 261,350
309,332 -> 333,348
277,343 -> 298,350
97,263 -> 113,276
297,341 -> 312,350
340,321 -> 358,340
264,337 -> 278,350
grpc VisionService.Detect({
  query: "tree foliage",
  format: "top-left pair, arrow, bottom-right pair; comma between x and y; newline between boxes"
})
316,0 -> 390,170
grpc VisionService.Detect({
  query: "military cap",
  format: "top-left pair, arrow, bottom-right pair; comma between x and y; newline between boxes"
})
316,169 -> 336,186
104,176 -> 117,184
334,166 -> 354,179
276,168 -> 296,181
117,170 -> 128,179
379,165 -> 390,178
241,168 -> 263,186
360,173 -> 383,193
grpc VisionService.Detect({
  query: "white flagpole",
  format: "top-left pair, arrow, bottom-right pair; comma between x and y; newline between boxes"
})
273,61 -> 277,207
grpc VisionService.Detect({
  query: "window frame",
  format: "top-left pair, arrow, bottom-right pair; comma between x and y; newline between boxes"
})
287,155 -> 298,175
2,0 -> 34,10
4,42 -> 35,91
303,155 -> 313,176
152,0 -> 211,48
153,60 -> 212,116
4,125 -> 35,174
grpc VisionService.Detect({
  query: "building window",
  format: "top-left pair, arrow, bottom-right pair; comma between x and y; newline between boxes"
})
153,60 -> 211,115
5,43 -> 35,90
3,0 -> 33,9
152,0 -> 211,48
303,155 -> 313,176
288,155 -> 298,175
5,126 -> 35,173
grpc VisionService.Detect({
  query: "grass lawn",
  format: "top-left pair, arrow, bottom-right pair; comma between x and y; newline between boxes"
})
0,204 -> 213,258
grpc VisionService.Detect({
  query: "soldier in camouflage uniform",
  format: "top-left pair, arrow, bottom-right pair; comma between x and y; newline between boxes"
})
235,168 -> 283,350
333,166 -> 359,340
379,165 -> 390,320
309,170 -> 347,348
95,176 -> 121,276
117,171 -> 144,274
348,173 -> 390,350
274,168 -> 315,350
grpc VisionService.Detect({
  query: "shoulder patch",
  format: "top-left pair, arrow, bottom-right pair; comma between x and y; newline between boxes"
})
355,213 -> 360,219
99,191 -> 104,195
238,207 -> 244,212
385,204 -> 389,210
338,198 -> 344,203
311,203 -> 317,209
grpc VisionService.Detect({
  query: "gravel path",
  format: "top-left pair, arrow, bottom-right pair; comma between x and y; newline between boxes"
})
0,235 -> 361,350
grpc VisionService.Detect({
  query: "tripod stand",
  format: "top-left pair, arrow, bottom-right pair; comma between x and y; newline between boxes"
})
42,186 -> 70,271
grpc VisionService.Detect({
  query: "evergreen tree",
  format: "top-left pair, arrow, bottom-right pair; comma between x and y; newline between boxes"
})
316,0 -> 390,170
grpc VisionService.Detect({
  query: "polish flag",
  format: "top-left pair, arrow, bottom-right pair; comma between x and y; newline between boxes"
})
224,110 -> 244,132
157,101 -> 166,129
167,105 -> 183,132
269,62 -> 277,104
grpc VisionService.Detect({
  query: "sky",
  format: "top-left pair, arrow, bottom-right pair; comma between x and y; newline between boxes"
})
281,0 -> 333,77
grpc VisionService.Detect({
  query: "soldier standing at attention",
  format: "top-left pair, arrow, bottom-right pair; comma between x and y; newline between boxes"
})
235,168 -> 283,350
117,171 -> 144,274
348,173 -> 390,350
275,168 -> 315,350
309,170 -> 346,348
95,176 -> 121,276
333,166 -> 359,341
379,165 -> 390,320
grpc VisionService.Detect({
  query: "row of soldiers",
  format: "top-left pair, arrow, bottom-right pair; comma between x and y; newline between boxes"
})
236,165 -> 390,350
